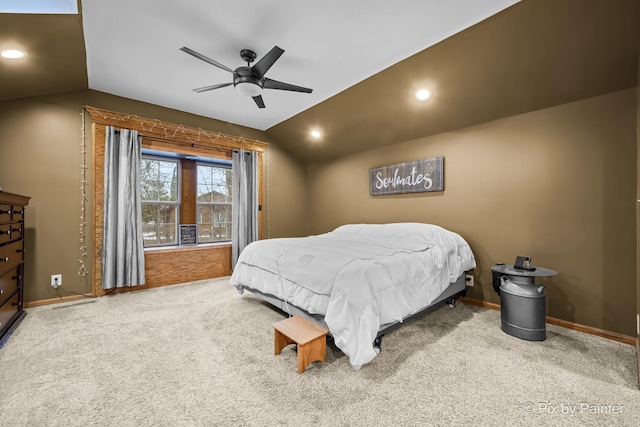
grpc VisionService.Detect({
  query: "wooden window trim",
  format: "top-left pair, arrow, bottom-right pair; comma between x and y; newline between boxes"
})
86,106 -> 267,296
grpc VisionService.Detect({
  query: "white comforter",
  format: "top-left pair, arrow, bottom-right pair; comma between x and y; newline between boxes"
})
230,223 -> 475,369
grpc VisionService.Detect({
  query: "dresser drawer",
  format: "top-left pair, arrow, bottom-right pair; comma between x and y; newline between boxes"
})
0,267 -> 19,306
0,223 -> 21,245
11,206 -> 24,222
0,291 -> 20,332
0,204 -> 11,223
0,240 -> 23,274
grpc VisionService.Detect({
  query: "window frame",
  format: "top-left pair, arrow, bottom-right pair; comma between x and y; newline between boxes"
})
195,161 -> 233,244
140,150 -> 235,249
140,154 -> 182,248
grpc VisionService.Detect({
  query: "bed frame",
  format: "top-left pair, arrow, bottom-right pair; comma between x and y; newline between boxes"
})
240,273 -> 467,352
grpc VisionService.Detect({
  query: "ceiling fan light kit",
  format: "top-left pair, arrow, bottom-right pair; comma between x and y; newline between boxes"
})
180,45 -> 312,109
233,67 -> 263,96
235,81 -> 262,97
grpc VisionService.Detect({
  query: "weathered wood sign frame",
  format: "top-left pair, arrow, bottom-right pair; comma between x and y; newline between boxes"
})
369,157 -> 444,195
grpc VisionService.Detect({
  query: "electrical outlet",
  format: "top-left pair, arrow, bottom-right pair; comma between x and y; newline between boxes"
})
51,274 -> 62,288
465,274 -> 474,287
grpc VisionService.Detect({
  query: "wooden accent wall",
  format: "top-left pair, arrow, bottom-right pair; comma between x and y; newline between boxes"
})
181,159 -> 197,224
87,107 -> 267,296
86,107 -> 268,153
93,123 -> 106,296
144,245 -> 232,287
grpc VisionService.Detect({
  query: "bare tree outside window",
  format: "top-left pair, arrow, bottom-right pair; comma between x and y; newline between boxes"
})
141,157 -> 179,246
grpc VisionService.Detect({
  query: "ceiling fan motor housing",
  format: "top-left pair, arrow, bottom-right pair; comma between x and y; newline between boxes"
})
234,67 -> 263,96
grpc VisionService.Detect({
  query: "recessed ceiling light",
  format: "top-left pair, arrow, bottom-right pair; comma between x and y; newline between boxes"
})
310,129 -> 321,139
1,50 -> 26,59
416,89 -> 430,100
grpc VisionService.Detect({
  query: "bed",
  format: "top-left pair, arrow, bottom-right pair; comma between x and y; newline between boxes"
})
230,223 -> 476,370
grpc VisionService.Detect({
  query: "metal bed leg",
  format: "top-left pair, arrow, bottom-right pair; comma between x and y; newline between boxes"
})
373,334 -> 384,352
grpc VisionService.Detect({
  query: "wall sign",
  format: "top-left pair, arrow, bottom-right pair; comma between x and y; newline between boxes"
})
179,224 -> 198,245
369,157 -> 444,196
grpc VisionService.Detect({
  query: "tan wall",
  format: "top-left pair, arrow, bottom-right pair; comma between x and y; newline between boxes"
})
262,142 -> 308,239
308,88 -> 637,336
0,90 -> 308,302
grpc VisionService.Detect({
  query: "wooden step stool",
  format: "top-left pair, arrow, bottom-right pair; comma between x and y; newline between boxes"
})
273,315 -> 329,373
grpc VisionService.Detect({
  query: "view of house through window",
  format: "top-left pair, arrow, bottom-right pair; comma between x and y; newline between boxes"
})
140,151 -> 232,248
197,164 -> 232,243
141,156 -> 180,247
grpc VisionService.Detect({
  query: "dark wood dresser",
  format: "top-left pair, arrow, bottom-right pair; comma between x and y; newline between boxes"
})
0,191 -> 30,345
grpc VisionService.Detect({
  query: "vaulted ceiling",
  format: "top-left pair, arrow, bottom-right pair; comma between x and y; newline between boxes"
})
0,0 -> 638,164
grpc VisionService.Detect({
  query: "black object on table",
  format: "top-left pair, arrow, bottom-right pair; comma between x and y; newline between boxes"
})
491,262 -> 557,341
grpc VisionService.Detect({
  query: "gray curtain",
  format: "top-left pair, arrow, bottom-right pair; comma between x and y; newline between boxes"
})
102,126 -> 145,289
232,149 -> 258,267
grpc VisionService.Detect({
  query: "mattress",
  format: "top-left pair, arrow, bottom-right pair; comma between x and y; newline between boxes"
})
230,223 -> 476,369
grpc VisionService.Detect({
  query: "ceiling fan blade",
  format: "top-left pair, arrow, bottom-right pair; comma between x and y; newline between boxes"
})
252,95 -> 265,109
264,78 -> 313,93
251,46 -> 284,78
180,47 -> 234,73
193,82 -> 233,93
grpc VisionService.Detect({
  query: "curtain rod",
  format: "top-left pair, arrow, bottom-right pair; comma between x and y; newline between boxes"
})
143,135 -> 257,154
142,135 -> 237,153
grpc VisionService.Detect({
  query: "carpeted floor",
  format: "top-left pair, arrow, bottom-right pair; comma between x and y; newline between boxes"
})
0,277 -> 638,426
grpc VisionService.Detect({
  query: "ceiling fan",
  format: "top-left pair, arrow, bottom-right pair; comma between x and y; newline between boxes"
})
180,46 -> 313,109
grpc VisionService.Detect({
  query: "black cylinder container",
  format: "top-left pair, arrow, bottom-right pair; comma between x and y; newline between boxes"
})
499,275 -> 546,341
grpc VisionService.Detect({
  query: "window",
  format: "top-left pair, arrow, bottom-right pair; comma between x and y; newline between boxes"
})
140,149 -> 233,248
197,163 -> 232,243
141,156 -> 180,247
